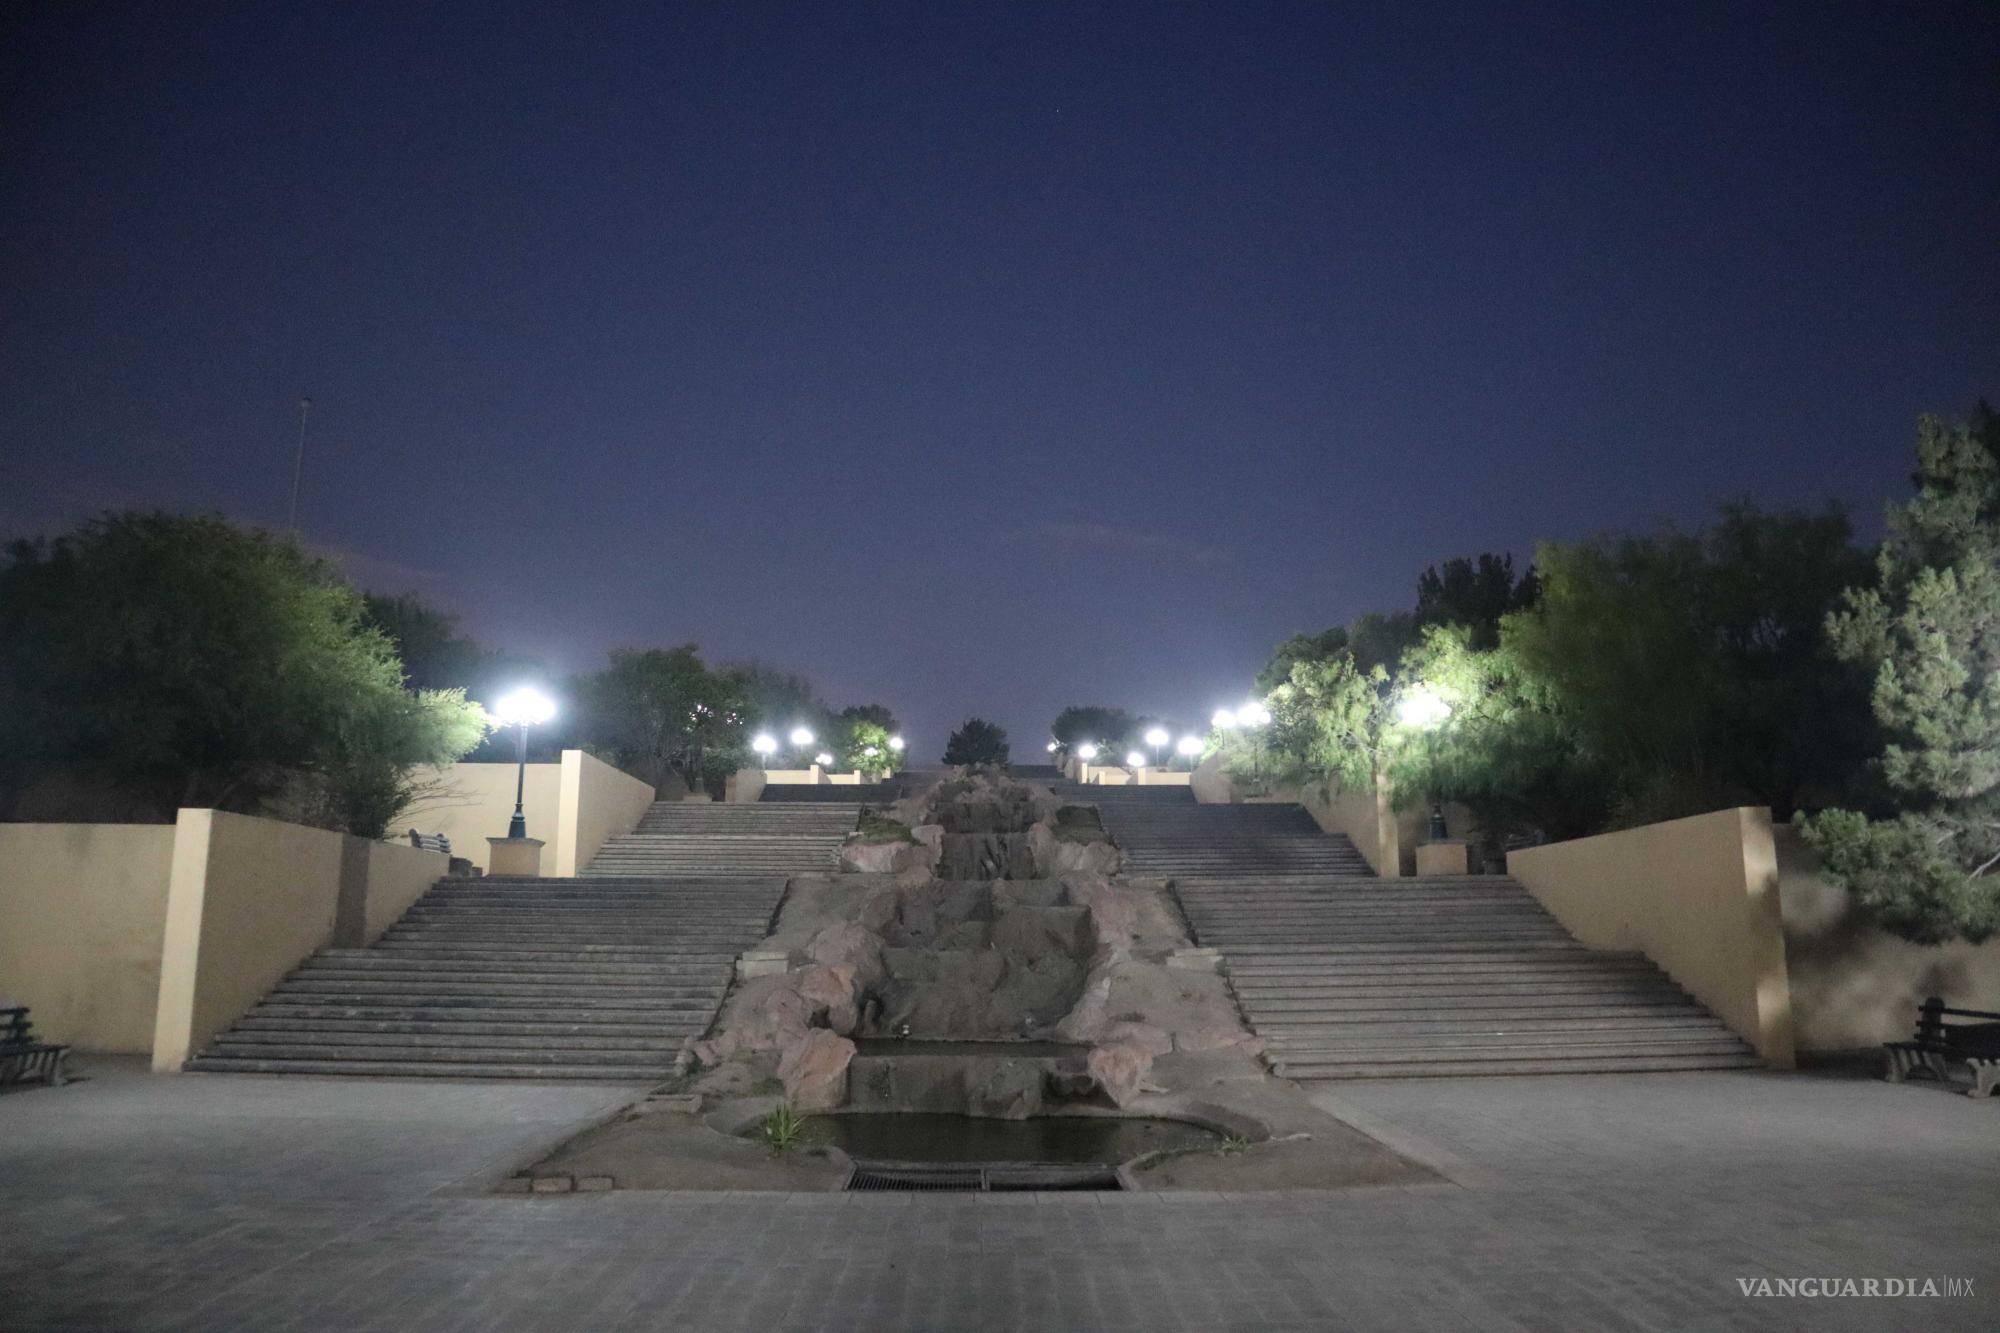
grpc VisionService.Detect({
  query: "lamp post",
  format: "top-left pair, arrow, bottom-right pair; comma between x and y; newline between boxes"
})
1396,687 -> 1453,840
1176,734 -> 1203,770
1076,742 -> 1099,761
492,687 -> 556,838
1124,750 -> 1147,777
1144,726 -> 1170,768
1236,700 -> 1270,788
752,733 -> 777,770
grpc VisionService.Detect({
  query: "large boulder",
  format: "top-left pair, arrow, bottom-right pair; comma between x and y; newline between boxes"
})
806,922 -> 888,991
777,1029 -> 855,1112
1055,972 -> 1112,1044
838,839 -> 905,874
792,963 -> 860,1036
1086,1041 -> 1154,1108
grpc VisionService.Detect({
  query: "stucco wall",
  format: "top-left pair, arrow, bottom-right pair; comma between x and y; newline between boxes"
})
556,750 -> 657,876
152,810 -> 448,1069
1776,824 -> 2000,1052
358,838 -> 451,943
400,760 -> 564,874
1507,807 -> 1796,1066
0,823 -> 176,1052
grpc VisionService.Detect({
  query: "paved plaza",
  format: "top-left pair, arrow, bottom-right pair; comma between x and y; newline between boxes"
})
4,1058 -> 1995,1330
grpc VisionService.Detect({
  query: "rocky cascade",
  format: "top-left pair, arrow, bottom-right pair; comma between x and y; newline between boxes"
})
680,769 -> 1259,1116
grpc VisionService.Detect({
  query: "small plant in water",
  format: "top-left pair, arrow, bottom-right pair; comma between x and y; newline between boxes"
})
760,1105 -> 804,1153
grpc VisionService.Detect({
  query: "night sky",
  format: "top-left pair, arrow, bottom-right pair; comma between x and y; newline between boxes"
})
5,2 -> 1996,757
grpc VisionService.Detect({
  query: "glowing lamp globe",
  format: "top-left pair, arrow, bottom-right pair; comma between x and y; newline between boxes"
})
1176,735 -> 1203,758
751,733 -> 778,758
1211,708 -> 1237,729
493,687 -> 556,728
788,726 -> 815,747
889,736 -> 905,752
1125,751 -> 1147,769
814,752 -> 834,767
1144,726 -> 1170,748
1396,688 -> 1452,729
1076,743 -> 1099,761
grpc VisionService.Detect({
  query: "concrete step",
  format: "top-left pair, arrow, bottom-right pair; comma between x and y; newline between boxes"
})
1243,999 -> 1714,1023
233,1015 -> 707,1038
258,990 -> 721,1012
246,1002 -> 704,1025
1265,1025 -> 1741,1053
1271,1051 -> 1764,1079
272,977 -> 725,1000
215,1029 -> 686,1052
184,1056 -> 661,1080
306,954 -> 726,979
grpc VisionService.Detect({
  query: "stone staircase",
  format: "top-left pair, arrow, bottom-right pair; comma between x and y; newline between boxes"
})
1174,871 -> 1759,1078
1088,797 -> 1376,878
759,782 -> 901,803
186,875 -> 785,1079
586,801 -> 859,876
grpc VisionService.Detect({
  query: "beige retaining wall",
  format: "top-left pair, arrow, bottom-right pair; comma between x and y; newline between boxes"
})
0,823 -> 178,1052
556,750 -> 658,877
1776,825 -> 2000,1052
401,760 -> 564,874
0,812 -> 444,1061
1507,807 -> 1796,1067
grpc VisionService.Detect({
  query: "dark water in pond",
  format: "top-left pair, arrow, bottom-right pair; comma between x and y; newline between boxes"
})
784,1114 -> 1224,1164
851,1040 -> 1082,1057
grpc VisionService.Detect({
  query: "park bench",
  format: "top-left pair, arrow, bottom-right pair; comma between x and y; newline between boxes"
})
0,1007 -> 69,1088
407,829 -> 452,855
1884,996 -> 2000,1098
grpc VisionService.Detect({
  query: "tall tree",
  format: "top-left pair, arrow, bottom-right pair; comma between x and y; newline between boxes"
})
1803,415 -> 2000,943
943,718 -> 1009,766
573,646 -> 747,796
1050,705 -> 1140,752
1415,553 -> 1540,650
0,512 -> 485,831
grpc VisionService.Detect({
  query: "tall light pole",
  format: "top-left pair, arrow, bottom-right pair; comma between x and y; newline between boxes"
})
1144,726 -> 1170,768
493,687 -> 556,838
1176,734 -> 1203,770
287,397 -> 312,534
1396,687 -> 1453,839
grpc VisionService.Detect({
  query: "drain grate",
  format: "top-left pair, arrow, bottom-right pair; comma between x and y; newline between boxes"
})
846,1163 -> 1124,1192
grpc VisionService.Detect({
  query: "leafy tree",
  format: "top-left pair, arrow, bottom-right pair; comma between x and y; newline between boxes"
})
728,662 -> 833,760
1501,504 -> 1871,826
1255,614 -> 1419,694
573,646 -> 747,796
1802,415 -> 2000,942
1050,705 -> 1140,753
943,718 -> 1009,766
1415,553 -> 1539,650
839,703 -> 899,734
0,512 -> 486,832
836,718 -> 897,776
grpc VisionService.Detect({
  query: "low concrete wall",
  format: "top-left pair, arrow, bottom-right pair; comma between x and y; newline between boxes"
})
1776,825 -> 2000,1053
152,810 -> 449,1070
555,750 -> 656,877
1294,779 -> 1400,877
0,823 -> 177,1052
1507,807 -> 1796,1067
3,812 -> 447,1066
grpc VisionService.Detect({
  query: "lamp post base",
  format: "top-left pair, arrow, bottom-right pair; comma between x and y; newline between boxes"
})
1414,840 -> 1469,877
486,836 -> 545,877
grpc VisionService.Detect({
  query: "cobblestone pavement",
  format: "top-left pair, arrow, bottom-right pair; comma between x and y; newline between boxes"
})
4,1058 -> 1994,1330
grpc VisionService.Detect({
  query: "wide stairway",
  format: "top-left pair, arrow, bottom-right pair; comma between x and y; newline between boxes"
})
1076,790 -> 1757,1079
586,801 -> 859,876
1079,790 -> 1376,878
187,874 -> 786,1079
1175,872 -> 1758,1078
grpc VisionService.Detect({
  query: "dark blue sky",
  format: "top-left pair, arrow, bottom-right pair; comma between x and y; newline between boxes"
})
5,2 -> 1996,756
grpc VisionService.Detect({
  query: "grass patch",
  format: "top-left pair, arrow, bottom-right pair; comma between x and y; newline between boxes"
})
855,810 -> 917,843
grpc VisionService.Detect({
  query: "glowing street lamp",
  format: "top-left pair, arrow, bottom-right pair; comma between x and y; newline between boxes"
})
814,751 -> 835,768
1046,740 -> 1060,754
1176,734 -> 1204,769
1124,750 -> 1147,771
1237,701 -> 1271,728
888,735 -> 905,753
1212,708 -> 1237,729
1144,725 -> 1170,767
492,686 -> 556,838
788,726 -> 815,748
751,733 -> 778,768
1396,686 -> 1454,839
1076,742 -> 1099,761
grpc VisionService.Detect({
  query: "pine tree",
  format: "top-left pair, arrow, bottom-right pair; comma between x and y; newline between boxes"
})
1802,414 -> 2000,943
